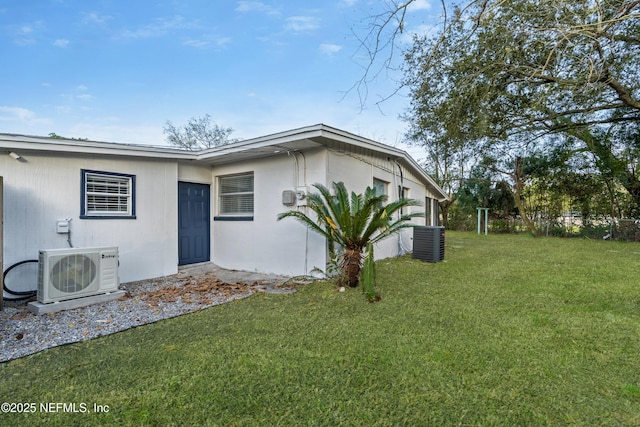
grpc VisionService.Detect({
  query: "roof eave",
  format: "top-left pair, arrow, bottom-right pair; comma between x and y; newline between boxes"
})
197,124 -> 448,201
316,125 -> 449,201
0,133 -> 197,160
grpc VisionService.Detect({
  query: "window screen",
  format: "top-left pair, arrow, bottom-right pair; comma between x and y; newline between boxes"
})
399,186 -> 410,214
433,199 -> 440,226
81,170 -> 135,218
373,178 -> 387,197
219,173 -> 254,215
425,196 -> 433,225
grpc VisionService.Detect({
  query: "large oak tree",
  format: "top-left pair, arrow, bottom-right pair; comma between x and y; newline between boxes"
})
400,0 -> 640,215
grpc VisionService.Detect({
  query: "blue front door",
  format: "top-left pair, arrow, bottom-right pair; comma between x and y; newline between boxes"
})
178,182 -> 210,266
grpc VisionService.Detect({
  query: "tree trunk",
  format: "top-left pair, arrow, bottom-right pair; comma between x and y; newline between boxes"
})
625,180 -> 640,218
341,248 -> 363,287
514,157 -> 538,235
440,199 -> 453,228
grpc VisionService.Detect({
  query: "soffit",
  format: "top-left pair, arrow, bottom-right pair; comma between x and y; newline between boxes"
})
195,138 -> 322,166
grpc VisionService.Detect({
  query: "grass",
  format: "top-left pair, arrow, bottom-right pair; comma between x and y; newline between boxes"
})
1,231 -> 639,426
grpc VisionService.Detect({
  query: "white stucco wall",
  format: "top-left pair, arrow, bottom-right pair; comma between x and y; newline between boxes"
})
210,147 -> 439,276
0,137 -> 442,285
326,149 -> 431,260
211,149 -> 328,276
0,151 -> 178,284
178,162 -> 213,184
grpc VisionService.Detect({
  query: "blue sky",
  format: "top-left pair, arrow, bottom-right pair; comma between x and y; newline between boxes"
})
0,0 -> 437,158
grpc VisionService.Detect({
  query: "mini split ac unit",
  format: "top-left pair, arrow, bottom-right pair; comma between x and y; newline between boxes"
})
37,247 -> 119,303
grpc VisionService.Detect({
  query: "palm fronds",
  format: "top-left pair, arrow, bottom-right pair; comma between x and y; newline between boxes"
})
278,181 -> 423,291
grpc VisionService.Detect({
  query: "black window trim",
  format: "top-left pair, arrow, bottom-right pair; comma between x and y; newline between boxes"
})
80,169 -> 137,219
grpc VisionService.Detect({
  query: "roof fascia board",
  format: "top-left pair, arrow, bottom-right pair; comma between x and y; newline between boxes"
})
0,134 -> 197,160
317,126 -> 448,201
196,124 -> 324,160
0,125 -> 448,200
196,123 -> 398,160
197,123 -> 448,200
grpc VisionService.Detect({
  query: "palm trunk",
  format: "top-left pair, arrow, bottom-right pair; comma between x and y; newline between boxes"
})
341,248 -> 363,287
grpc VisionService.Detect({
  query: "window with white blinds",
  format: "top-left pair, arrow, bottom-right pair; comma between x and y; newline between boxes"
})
218,173 -> 254,216
81,170 -> 135,218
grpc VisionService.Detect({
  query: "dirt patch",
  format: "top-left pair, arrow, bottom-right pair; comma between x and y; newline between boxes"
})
140,275 -> 261,307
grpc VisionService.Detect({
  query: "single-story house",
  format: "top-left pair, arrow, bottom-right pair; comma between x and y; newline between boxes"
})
0,124 -> 447,286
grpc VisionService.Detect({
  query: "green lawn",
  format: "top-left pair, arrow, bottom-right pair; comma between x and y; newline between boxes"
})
1,232 -> 639,426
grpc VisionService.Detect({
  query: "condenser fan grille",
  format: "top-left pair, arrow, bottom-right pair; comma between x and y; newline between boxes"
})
50,254 -> 98,293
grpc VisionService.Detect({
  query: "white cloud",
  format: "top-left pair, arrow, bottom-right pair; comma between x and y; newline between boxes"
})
120,15 -> 199,39
53,39 -> 69,47
319,43 -> 342,55
0,106 -> 34,121
10,22 -> 42,45
0,106 -> 52,126
81,12 -> 113,26
398,23 -> 436,44
408,0 -> 432,11
235,1 -> 280,16
340,0 -> 358,6
183,39 -> 209,48
284,16 -> 320,32
183,36 -> 232,49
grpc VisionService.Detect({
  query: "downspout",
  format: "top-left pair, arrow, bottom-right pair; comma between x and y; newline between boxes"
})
298,151 -> 308,275
393,160 -> 405,255
291,151 -> 309,275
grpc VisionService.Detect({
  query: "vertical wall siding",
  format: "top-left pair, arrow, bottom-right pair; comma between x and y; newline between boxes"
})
0,151 -> 179,283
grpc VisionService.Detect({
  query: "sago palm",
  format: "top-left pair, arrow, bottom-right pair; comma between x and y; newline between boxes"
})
277,182 -> 423,287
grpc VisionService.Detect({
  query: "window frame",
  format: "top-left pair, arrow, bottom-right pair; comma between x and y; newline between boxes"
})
425,196 -> 440,226
215,172 -> 254,221
372,178 -> 388,197
433,199 -> 440,226
425,197 -> 433,225
80,169 -> 136,219
399,186 -> 410,215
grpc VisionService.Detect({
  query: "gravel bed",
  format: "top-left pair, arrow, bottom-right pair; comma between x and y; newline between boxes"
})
1,267 -> 292,363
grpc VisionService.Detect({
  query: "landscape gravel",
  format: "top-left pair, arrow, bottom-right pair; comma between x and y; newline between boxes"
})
1,265 -> 292,363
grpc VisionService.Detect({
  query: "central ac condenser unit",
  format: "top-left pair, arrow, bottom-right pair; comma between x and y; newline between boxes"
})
37,247 -> 119,303
412,226 -> 445,262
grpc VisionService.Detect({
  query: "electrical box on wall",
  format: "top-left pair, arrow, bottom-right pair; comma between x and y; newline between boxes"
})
56,220 -> 70,234
296,186 -> 309,206
282,190 -> 296,206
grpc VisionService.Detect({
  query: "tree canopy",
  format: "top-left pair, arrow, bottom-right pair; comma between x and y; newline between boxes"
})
163,114 -> 238,150
406,0 -> 639,136
399,0 -> 640,215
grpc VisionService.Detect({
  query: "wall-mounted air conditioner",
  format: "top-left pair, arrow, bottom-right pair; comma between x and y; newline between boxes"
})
37,247 -> 119,303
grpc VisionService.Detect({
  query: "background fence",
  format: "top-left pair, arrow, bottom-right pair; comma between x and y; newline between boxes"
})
449,215 -> 640,242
